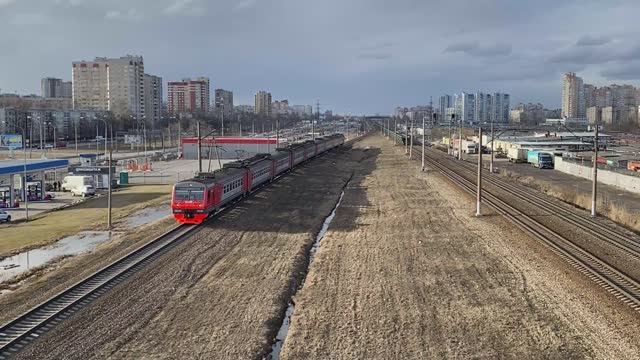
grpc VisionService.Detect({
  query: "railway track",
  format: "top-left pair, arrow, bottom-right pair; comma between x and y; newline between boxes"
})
0,139 -> 359,358
0,224 -> 197,359
400,137 -> 640,312
430,149 -> 640,261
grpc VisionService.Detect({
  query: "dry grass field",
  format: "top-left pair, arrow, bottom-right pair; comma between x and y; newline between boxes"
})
280,135 -> 640,359
11,142 -> 366,360
0,185 -> 171,258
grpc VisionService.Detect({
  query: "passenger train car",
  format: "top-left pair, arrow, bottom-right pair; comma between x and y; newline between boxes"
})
171,134 -> 345,224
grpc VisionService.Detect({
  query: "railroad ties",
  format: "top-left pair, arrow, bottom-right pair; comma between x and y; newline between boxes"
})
0,225 -> 196,358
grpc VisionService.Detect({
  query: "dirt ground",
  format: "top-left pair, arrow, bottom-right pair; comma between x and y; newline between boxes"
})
280,135 -> 640,359
10,141 -> 365,360
0,185 -> 171,258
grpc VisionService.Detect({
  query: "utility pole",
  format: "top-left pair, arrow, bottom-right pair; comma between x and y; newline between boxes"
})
421,115 -> 426,171
448,114 -> 454,155
276,116 -> 279,149
314,100 -> 320,141
591,122 -> 599,217
393,117 -> 397,145
477,125 -> 483,217
108,148 -> 112,230
239,114 -> 242,137
197,121 -> 202,173
221,102 -> 225,137
490,118 -> 495,173
409,117 -> 414,159
458,118 -> 463,160
405,117 -> 409,154
74,119 -> 78,156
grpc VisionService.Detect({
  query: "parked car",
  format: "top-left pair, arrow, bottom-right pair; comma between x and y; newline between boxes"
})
0,210 -> 11,223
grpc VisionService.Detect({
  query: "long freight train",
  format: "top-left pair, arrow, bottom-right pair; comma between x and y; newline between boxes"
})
171,134 -> 345,224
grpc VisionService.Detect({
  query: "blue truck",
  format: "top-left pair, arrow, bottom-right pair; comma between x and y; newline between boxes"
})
527,150 -> 554,169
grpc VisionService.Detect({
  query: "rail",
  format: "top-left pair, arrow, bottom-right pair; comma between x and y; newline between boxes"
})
0,224 -> 197,358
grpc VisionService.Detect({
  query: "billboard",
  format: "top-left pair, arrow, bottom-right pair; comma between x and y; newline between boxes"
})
124,135 -> 142,145
0,134 -> 23,149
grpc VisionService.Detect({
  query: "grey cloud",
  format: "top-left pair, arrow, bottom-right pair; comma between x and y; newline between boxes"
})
357,53 -> 392,61
9,12 -> 48,25
445,42 -> 512,57
600,63 -> 640,80
576,35 -> 611,46
234,0 -> 256,10
164,0 -> 205,15
548,45 -> 640,65
3,0 -> 640,114
104,8 -> 143,21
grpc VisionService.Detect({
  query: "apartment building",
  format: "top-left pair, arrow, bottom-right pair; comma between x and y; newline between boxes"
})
167,77 -> 210,114
71,55 -> 146,119
254,91 -> 272,117
214,89 -> 234,118
562,72 -> 585,118
144,74 -> 163,127
41,78 -> 72,98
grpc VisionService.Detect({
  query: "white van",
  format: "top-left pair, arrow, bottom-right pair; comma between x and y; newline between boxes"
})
61,176 -> 96,197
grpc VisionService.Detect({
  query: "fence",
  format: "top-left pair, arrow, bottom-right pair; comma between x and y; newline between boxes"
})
555,156 -> 640,194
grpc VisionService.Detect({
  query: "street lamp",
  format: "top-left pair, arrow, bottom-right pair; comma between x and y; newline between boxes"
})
2,121 -> 29,221
137,118 -> 148,164
96,115 -> 109,162
217,97 -> 225,137
26,114 -> 33,159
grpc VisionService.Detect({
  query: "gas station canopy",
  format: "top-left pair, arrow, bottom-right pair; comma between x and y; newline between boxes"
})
0,159 -> 70,176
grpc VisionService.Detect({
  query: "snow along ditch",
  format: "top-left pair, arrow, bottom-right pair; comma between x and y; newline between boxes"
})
266,187 -> 347,360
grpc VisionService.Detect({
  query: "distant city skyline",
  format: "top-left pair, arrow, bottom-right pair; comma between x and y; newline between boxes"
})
3,1 -> 640,114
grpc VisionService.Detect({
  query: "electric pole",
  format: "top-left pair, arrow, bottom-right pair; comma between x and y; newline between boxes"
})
197,121 -> 202,173
314,100 -> 320,141
448,114 -> 454,155
394,117 -> 397,145
591,122 -> 599,217
490,118 -> 495,173
409,117 -> 414,159
476,125 -> 483,217
405,117 -> 409,155
108,148 -> 112,230
421,115 -> 426,171
458,117 -> 463,160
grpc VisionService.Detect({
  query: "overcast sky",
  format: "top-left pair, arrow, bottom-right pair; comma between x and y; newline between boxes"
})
2,0 -> 640,114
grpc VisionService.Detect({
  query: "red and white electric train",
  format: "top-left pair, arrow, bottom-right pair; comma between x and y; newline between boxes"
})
171,134 -> 345,224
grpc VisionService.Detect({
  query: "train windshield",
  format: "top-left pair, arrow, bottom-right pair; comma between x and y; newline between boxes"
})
174,187 -> 204,201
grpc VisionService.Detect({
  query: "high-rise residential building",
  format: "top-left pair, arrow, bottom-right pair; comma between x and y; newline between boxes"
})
214,89 -> 234,118
291,105 -> 313,117
72,58 -> 109,111
587,106 -> 602,125
474,92 -> 491,124
272,99 -> 289,115
584,84 -> 596,109
490,92 -> 510,124
167,77 -> 210,114
510,103 -> 543,125
438,95 -> 453,120
235,105 -> 254,113
457,92 -> 475,124
254,91 -> 272,117
562,72 -> 585,118
72,55 -> 145,119
41,78 -> 72,98
143,74 -> 162,128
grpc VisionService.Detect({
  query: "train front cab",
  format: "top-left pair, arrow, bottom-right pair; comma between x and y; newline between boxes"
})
171,181 -> 212,224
